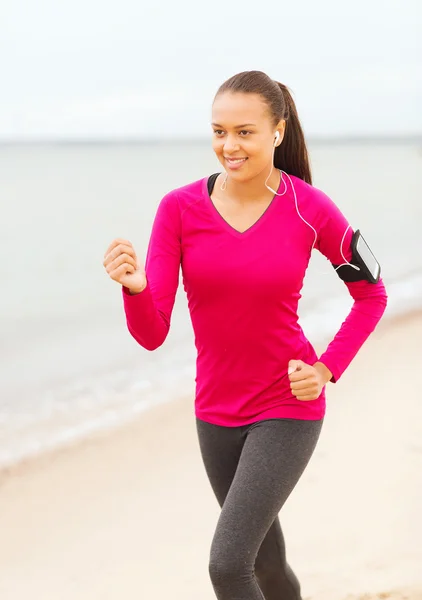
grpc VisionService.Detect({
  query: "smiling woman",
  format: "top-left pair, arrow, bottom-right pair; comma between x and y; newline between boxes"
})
211,72 -> 311,189
103,70 -> 388,600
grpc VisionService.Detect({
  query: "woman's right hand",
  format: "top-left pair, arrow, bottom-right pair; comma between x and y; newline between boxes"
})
103,238 -> 147,294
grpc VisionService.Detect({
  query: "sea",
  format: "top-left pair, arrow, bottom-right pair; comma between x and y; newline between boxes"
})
1,140 -> 421,468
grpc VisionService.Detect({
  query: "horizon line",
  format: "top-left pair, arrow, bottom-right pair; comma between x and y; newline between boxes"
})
0,134 -> 421,146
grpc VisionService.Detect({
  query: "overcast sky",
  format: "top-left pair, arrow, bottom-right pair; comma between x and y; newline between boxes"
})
0,0 -> 421,140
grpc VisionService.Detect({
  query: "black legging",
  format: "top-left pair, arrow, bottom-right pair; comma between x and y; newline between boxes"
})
196,417 -> 323,600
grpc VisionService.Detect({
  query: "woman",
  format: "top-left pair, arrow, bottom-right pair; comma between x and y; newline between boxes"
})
103,71 -> 388,600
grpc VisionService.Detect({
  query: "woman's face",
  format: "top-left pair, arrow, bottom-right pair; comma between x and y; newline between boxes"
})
211,91 -> 284,184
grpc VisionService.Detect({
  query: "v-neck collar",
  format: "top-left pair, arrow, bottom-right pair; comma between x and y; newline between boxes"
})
202,172 -> 285,239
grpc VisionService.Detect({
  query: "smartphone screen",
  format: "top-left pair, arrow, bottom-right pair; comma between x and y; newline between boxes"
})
355,233 -> 380,282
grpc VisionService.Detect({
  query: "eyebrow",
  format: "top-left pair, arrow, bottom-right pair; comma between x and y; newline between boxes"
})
211,122 -> 256,128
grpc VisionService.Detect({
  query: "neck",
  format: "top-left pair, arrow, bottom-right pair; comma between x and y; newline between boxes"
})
224,165 -> 281,203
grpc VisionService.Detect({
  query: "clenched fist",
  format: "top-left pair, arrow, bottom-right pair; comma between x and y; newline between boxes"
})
288,360 -> 332,401
103,238 -> 147,294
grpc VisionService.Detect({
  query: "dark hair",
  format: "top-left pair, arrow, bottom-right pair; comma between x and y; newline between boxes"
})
215,70 -> 312,185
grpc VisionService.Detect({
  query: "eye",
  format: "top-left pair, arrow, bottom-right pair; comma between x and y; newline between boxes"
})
213,129 -> 225,137
239,130 -> 252,136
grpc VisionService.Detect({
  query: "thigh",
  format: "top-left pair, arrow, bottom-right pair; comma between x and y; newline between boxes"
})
195,418 -> 245,507
212,418 -> 323,563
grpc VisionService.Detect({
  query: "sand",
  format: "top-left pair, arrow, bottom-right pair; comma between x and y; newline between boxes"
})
0,312 -> 421,600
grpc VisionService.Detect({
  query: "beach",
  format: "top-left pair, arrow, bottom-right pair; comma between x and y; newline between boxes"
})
0,310 -> 421,600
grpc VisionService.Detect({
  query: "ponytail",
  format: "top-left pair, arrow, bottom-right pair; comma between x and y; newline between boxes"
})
215,71 -> 312,185
274,82 -> 312,185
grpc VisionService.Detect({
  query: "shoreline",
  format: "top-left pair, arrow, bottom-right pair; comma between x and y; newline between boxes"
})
1,306 -> 421,482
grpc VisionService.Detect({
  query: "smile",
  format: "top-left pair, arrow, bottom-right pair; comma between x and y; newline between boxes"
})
224,157 -> 248,170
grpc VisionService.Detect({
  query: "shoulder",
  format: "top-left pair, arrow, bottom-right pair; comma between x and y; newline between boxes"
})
287,174 -> 346,226
288,175 -> 335,210
158,176 -> 208,215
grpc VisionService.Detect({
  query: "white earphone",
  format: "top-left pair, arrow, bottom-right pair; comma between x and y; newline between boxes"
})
274,131 -> 280,147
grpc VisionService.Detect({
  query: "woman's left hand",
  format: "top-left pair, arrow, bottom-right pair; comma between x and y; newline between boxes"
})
288,360 -> 333,401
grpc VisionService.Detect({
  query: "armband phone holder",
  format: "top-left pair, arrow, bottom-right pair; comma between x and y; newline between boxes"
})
333,229 -> 381,284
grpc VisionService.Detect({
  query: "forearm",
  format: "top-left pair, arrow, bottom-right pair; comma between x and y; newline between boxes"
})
121,191 -> 181,351
317,279 -> 388,382
122,284 -> 171,351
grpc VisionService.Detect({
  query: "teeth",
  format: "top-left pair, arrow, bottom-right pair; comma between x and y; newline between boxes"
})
227,158 -> 246,162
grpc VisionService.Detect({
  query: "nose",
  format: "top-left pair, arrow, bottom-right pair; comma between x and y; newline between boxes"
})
223,134 -> 240,155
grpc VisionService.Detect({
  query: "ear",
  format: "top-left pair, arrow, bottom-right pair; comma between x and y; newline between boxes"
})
275,120 -> 286,146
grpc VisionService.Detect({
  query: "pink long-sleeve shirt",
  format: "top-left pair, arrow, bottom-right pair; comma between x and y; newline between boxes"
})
122,174 -> 387,426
